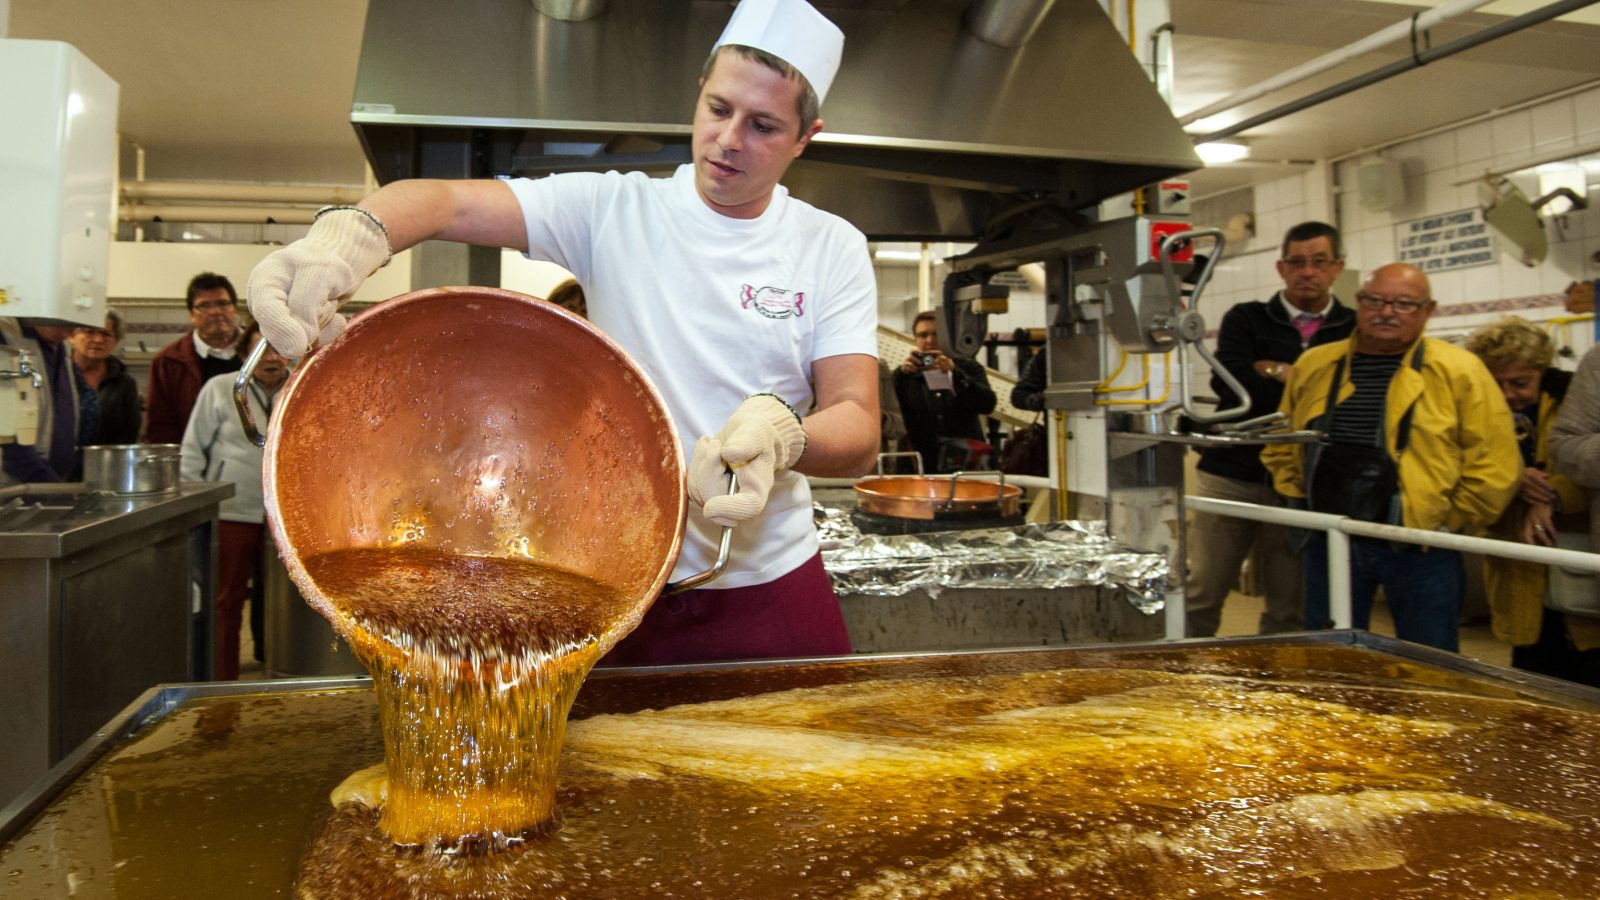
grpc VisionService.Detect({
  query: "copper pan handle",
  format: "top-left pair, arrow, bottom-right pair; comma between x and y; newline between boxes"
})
234,310 -> 338,448
232,338 -> 271,449
663,469 -> 736,594
946,469 -> 1007,510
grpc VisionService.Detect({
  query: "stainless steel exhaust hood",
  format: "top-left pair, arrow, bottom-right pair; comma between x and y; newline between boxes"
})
351,0 -> 1201,241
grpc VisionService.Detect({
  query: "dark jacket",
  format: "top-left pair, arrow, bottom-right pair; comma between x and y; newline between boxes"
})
92,355 -> 143,445
893,357 -> 997,472
145,332 -> 239,444
1197,292 -> 1355,482
1011,350 -> 1048,412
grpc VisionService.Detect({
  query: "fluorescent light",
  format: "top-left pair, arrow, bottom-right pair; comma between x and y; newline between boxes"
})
1195,141 -> 1250,165
873,249 -> 923,262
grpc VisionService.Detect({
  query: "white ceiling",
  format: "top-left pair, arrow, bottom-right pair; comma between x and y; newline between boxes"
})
8,0 -> 1600,201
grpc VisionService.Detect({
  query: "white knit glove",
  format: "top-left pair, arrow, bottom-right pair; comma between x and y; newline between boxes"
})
688,394 -> 808,528
246,207 -> 391,359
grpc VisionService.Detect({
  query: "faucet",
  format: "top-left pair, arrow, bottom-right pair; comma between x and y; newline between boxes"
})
0,348 -> 45,389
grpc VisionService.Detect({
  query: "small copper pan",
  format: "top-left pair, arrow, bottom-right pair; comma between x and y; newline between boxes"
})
853,454 -> 1022,521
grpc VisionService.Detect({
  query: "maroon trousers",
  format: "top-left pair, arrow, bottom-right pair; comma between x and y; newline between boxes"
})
600,553 -> 852,667
215,521 -> 265,680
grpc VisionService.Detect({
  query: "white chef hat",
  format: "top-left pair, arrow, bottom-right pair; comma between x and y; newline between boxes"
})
712,0 -> 845,105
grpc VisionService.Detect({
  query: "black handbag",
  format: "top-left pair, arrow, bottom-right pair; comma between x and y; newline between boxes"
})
1000,418 -> 1048,476
1309,443 -> 1398,523
1305,353 -> 1419,524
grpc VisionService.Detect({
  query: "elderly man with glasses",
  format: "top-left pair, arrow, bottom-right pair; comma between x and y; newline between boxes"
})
145,271 -> 244,444
1185,221 -> 1356,638
1262,262 -> 1520,651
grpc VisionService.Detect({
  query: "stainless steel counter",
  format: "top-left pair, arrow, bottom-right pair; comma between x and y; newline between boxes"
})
0,482 -> 231,810
0,482 -> 230,557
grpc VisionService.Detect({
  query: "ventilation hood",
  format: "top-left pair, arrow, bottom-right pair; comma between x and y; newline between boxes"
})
351,0 -> 1201,241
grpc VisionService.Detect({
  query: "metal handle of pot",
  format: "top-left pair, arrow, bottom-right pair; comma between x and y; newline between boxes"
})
233,337 -> 271,449
946,469 -> 1007,510
235,309 -> 339,449
663,469 -> 737,594
875,451 -> 925,476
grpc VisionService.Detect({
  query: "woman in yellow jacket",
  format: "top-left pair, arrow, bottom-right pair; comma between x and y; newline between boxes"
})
1261,273 -> 1520,651
1465,318 -> 1600,685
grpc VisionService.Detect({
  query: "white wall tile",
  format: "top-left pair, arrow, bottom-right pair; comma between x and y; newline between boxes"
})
1576,88 -> 1600,141
1501,260 -> 1543,298
1426,270 -> 1464,305
1423,170 -> 1463,211
1531,97 -> 1577,156
1457,266 -> 1501,304
1255,179 -> 1278,212
1490,110 -> 1534,166
1420,132 -> 1457,174
1358,227 -> 1392,270
1546,239 -> 1590,292
1277,174 -> 1304,209
1456,121 -> 1494,166
1210,261 -> 1237,296
1280,202 -> 1307,232
1256,210 -> 1283,249
1338,189 -> 1364,234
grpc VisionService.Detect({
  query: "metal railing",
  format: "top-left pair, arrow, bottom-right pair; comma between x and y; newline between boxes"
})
1184,495 -> 1600,639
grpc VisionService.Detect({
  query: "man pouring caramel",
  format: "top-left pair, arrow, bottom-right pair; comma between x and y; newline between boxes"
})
248,0 -> 879,666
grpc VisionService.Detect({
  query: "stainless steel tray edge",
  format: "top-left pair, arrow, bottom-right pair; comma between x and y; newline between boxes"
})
0,674 -> 371,846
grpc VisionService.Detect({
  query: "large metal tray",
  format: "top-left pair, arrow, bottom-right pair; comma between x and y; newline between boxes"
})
4,631 -> 1599,897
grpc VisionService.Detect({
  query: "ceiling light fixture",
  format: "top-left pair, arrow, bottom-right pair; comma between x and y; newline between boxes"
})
1195,141 -> 1250,165
873,249 -> 924,262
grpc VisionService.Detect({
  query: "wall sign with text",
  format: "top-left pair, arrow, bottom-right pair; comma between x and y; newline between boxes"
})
1395,208 -> 1498,273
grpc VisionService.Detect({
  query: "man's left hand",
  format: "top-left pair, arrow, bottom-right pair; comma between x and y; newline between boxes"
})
688,395 -> 807,528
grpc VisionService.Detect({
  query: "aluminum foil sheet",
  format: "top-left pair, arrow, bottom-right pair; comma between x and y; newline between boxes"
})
816,505 -> 1169,611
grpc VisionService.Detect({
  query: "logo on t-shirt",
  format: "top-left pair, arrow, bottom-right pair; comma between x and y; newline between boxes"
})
741,284 -> 805,320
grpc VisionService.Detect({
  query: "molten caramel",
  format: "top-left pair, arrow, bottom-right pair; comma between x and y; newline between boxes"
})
4,647 -> 1599,897
301,547 -> 631,850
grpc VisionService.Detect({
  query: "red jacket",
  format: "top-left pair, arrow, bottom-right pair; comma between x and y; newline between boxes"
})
145,333 -> 232,444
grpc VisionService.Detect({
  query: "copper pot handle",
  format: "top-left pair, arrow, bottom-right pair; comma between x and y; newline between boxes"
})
233,337 -> 271,449
663,469 -> 736,594
946,470 -> 1007,510
875,451 -> 924,476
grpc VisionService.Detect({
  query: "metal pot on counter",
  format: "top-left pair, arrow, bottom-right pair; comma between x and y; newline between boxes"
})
852,453 -> 1022,523
81,444 -> 180,496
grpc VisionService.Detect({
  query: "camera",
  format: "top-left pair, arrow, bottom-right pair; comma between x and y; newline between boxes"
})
917,352 -> 938,368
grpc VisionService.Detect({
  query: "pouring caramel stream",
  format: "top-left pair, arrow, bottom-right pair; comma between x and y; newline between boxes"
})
302,547 -> 632,850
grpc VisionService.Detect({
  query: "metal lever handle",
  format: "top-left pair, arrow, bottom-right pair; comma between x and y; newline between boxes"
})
663,469 -> 737,594
1154,227 -> 1252,426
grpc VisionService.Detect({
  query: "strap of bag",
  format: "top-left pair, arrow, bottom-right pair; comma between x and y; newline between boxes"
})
1322,344 -> 1424,453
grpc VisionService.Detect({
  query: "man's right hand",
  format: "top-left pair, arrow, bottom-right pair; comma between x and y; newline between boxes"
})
247,207 -> 391,359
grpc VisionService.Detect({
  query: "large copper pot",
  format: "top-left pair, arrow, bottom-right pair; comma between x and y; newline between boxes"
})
260,286 -> 709,646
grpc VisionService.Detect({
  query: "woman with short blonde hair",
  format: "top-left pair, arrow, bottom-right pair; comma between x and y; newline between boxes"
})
1465,315 -> 1596,685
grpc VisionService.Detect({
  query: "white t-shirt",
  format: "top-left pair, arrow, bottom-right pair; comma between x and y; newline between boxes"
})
507,165 -> 879,587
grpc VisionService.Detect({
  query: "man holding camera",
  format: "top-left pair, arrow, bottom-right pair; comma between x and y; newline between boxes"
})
892,310 -> 996,472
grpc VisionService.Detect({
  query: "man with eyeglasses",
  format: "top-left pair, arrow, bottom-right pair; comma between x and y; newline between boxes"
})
1185,221 -> 1355,637
145,271 -> 244,444
1262,263 -> 1519,651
